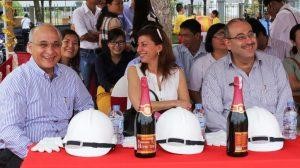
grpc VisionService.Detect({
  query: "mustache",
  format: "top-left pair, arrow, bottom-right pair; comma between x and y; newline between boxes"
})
242,43 -> 256,48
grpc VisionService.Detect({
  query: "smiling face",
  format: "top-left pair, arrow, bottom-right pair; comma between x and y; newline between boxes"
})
108,35 -> 125,55
224,21 -> 257,60
61,34 -> 79,60
27,25 -> 62,75
137,35 -> 162,64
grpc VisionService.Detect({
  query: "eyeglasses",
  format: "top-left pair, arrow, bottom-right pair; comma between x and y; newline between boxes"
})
62,40 -> 79,46
110,41 -> 125,46
227,32 -> 256,41
213,33 -> 225,40
30,41 -> 61,49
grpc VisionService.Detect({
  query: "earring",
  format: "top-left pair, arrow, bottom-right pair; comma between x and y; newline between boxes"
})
157,51 -> 160,56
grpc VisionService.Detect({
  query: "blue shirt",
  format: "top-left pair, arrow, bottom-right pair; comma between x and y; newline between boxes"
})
259,18 -> 270,36
172,43 -> 207,83
202,51 -> 293,132
120,3 -> 134,42
0,58 -> 94,158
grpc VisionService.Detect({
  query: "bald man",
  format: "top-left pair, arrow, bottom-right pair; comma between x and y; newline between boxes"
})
202,18 -> 293,132
0,24 -> 94,167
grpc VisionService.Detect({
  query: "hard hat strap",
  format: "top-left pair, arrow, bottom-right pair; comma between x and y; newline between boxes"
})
157,138 -> 205,146
64,140 -> 115,148
248,136 -> 284,142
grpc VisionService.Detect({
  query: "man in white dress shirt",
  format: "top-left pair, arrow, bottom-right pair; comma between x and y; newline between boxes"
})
72,0 -> 101,88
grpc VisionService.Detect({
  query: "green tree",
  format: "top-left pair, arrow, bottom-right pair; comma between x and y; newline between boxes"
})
12,1 -> 24,16
33,0 -> 44,23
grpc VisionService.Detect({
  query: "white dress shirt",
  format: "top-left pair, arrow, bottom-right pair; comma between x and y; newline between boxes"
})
72,3 -> 101,49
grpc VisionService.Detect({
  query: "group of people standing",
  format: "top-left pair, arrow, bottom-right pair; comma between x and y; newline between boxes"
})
1,0 -> 300,167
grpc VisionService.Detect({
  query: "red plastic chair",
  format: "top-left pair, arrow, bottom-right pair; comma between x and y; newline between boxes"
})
0,56 -> 13,82
16,52 -> 31,65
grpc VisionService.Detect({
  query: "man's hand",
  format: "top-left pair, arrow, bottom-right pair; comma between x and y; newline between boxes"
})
31,137 -> 63,153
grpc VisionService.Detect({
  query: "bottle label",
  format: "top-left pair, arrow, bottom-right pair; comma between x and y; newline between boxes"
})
234,132 -> 248,153
231,104 -> 245,113
136,134 -> 156,154
139,104 -> 152,117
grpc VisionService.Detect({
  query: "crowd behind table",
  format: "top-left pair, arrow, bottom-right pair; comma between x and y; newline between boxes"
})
1,0 -> 300,167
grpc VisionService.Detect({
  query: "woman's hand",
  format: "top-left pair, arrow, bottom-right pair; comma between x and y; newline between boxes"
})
175,100 -> 192,111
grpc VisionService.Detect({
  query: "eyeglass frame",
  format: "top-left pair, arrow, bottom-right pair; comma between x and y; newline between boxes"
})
226,32 -> 256,41
29,41 -> 62,49
109,40 -> 126,47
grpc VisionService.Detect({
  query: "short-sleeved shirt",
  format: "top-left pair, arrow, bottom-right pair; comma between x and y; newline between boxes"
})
189,53 -> 216,92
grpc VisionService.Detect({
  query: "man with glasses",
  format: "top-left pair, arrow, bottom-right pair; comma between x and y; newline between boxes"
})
0,24 -> 94,167
202,18 -> 293,132
263,0 -> 300,46
173,19 -> 207,85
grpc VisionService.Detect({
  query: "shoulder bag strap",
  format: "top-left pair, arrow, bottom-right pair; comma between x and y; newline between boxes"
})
149,89 -> 159,101
284,8 -> 298,24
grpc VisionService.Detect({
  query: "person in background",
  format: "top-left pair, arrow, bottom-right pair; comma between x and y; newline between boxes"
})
72,0 -> 101,89
283,24 -> 300,92
121,0 -> 135,43
127,25 -> 191,113
0,24 -> 94,167
173,3 -> 187,36
173,19 -> 207,84
247,18 -> 290,61
21,13 -> 32,50
97,0 -> 106,9
95,28 -> 134,92
96,0 -> 123,49
202,18 -> 293,132
264,0 -> 300,46
210,10 -> 221,25
189,23 -> 227,104
259,12 -> 271,36
59,29 -> 80,74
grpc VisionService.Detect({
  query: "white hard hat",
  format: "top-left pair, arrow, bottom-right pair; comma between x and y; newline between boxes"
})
63,109 -> 117,157
156,107 -> 204,154
246,106 -> 284,152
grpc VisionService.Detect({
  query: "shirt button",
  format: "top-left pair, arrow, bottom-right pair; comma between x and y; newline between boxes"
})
54,120 -> 58,123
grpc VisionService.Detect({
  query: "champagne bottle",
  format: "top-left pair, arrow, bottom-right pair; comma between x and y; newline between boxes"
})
134,77 -> 156,158
227,76 -> 248,157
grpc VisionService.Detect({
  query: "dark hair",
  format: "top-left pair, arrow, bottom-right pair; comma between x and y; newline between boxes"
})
96,0 -> 119,31
211,10 -> 219,17
60,29 -> 80,72
180,19 -> 201,34
24,13 -> 29,17
176,3 -> 184,13
263,0 -> 285,6
290,24 -> 300,54
205,23 -> 225,53
246,17 -> 267,37
132,0 -> 161,43
137,25 -> 177,79
107,28 -> 125,42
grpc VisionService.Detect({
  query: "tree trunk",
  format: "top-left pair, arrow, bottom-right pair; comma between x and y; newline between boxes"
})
49,0 -> 52,23
33,0 -> 43,23
150,0 -> 172,42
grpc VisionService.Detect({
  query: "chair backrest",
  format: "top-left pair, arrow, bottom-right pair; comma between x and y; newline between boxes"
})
16,52 -> 31,65
0,56 -> 13,82
111,76 -> 131,112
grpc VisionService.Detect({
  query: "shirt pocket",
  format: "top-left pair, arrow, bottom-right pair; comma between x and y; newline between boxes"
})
56,96 -> 74,119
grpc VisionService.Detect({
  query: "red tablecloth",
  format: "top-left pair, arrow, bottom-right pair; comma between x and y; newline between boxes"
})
22,138 -> 300,168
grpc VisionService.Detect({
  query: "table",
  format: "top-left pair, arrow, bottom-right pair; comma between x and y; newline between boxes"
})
22,138 -> 300,168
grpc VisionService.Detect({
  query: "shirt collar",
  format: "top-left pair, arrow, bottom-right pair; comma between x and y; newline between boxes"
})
226,52 -> 263,69
181,42 -> 206,58
83,3 -> 101,15
28,57 -> 62,79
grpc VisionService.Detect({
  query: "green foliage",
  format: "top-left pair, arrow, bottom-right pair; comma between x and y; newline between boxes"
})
12,1 -> 24,16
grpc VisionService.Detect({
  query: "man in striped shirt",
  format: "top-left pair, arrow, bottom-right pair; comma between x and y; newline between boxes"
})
0,24 -> 94,167
202,18 -> 293,132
